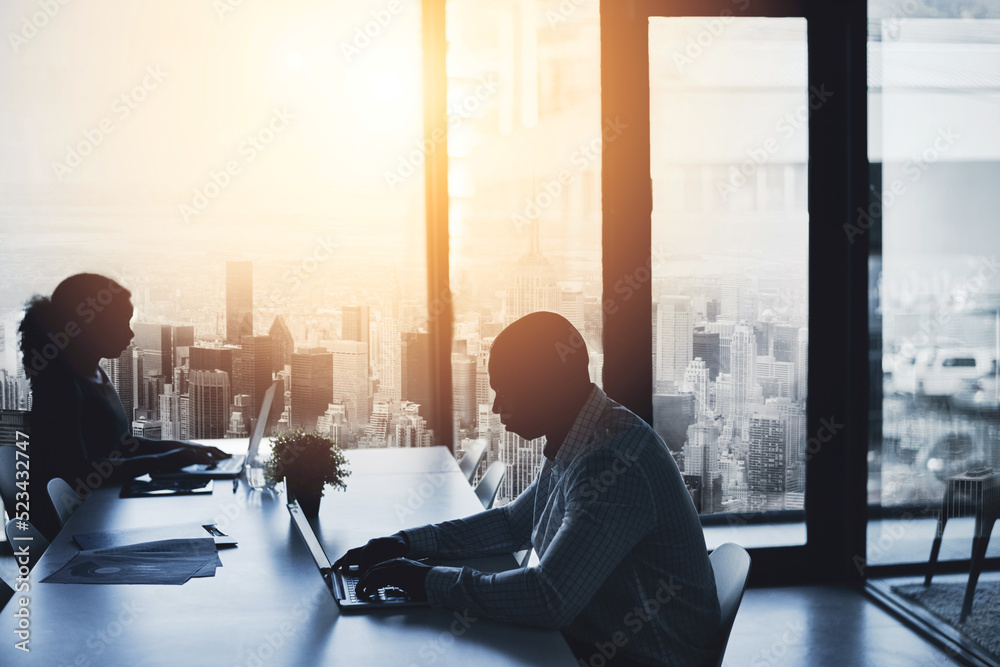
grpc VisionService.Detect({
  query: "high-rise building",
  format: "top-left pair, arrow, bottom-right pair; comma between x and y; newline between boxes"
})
704,320 -> 736,374
240,335 -> 273,428
375,318 -> 401,402
682,358 -> 710,415
772,324 -> 799,363
132,420 -> 162,439
797,327 -> 809,403
133,323 -> 173,380
226,261 -> 253,345
331,340 -> 369,430
559,290 -> 585,335
342,305 -> 370,344
655,296 -> 693,393
757,355 -> 795,400
190,346 -> 235,380
684,415 -> 722,514
693,330 -> 720,381
290,348 -> 333,431
747,408 -> 786,511
401,332 -> 431,419
452,353 -> 477,430
0,409 -> 30,448
730,322 -> 759,429
499,430 -> 544,503
767,397 -> 807,495
269,315 -> 294,373
651,392 -> 696,452
105,343 -> 135,423
188,370 -> 230,439
503,222 -> 561,324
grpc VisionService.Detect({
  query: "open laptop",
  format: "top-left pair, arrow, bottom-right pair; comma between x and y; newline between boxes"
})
155,380 -> 279,480
286,499 -> 428,610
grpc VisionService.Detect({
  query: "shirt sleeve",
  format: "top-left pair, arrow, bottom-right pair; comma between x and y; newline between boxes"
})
402,477 -> 536,558
422,443 -> 657,629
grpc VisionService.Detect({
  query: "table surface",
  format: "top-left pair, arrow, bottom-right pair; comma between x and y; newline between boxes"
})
0,446 -> 576,666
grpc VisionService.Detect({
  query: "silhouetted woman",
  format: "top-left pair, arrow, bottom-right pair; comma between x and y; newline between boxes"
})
19,273 -> 228,539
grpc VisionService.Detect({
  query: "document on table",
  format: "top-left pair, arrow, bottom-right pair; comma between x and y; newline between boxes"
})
73,522 -> 237,550
42,538 -> 220,585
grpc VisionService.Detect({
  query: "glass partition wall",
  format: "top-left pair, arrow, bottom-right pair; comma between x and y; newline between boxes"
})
866,5 -> 1000,663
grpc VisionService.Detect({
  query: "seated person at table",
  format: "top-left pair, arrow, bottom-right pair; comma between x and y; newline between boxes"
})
18,273 -> 229,539
336,312 -> 721,666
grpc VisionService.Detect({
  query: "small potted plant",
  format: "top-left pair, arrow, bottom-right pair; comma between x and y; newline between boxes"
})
263,429 -> 350,518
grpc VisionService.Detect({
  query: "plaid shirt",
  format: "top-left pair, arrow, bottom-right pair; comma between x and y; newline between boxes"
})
404,385 -> 721,666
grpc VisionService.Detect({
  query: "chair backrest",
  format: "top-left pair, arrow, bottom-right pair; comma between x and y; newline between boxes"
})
5,518 -> 50,570
474,461 -> 506,510
0,445 -> 18,522
0,574 -> 13,611
709,542 -> 751,667
458,440 -> 487,484
47,477 -> 83,527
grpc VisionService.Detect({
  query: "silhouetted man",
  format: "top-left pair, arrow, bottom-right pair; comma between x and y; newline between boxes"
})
337,312 -> 721,666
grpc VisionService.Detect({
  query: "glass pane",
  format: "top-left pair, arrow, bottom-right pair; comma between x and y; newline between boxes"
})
866,7 -> 1000,651
0,2 -> 429,453
649,17 -> 809,547
868,11 -> 1000,571
446,0 -> 602,503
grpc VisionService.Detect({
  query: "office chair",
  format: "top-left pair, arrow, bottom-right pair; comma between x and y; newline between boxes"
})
458,439 -> 487,484
0,445 -> 18,522
5,518 -> 50,570
474,461 -> 506,510
47,478 -> 83,527
709,542 -> 751,667
0,574 -> 13,610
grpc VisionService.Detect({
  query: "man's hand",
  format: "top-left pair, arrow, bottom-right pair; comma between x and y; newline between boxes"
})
333,534 -> 409,576
178,442 -> 231,465
356,558 -> 432,602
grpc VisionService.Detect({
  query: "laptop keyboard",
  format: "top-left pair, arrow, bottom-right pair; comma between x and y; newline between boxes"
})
343,574 -> 409,603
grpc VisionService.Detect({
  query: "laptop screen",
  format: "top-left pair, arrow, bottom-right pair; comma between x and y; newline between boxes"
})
287,501 -> 333,573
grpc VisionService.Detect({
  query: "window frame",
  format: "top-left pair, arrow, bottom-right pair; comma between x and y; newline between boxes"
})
421,0 -> 869,586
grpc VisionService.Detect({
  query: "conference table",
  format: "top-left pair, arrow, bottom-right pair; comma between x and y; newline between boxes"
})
0,446 -> 577,666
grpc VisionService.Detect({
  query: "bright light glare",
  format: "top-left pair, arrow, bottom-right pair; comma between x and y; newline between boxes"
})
369,72 -> 404,103
284,51 -> 304,71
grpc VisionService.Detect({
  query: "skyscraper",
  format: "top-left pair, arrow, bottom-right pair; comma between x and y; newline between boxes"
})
133,323 -> 172,380
226,261 -> 253,345
375,317 -> 401,402
188,370 -> 230,438
401,332 -> 432,420
451,352 -> 477,430
240,335 -> 273,427
693,330 -> 720,381
269,315 -> 294,373
655,296 -> 693,393
290,348 -> 333,431
105,342 -> 135,424
342,305 -> 370,344
682,358 -> 710,415
331,340 -> 369,430
748,408 -> 786,511
730,322 -> 760,430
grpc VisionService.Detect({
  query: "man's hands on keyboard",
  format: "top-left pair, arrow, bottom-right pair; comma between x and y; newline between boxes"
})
355,557 -> 432,602
333,534 -> 410,576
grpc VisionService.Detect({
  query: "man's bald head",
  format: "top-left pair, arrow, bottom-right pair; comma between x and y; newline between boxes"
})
489,312 -> 590,388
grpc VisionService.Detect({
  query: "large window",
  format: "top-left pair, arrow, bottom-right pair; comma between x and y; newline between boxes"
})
0,2 -> 429,449
649,17 -> 809,547
446,0 -> 602,504
866,3 -> 1000,660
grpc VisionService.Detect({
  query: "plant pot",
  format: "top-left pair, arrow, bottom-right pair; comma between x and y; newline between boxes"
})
288,483 -> 322,518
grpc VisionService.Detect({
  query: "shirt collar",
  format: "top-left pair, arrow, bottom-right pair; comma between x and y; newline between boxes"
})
543,383 -> 608,464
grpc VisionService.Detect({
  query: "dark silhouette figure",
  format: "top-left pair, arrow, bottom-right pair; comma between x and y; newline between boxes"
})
18,273 -> 228,540
339,312 -> 721,666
